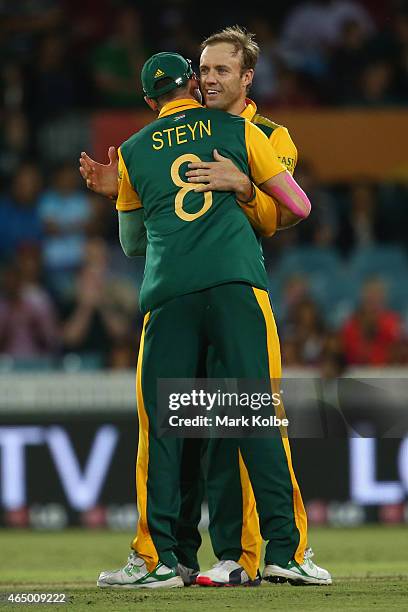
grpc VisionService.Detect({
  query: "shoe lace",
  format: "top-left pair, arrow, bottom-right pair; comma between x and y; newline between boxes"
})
126,551 -> 144,571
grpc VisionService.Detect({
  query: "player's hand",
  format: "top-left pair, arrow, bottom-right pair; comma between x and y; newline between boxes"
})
186,149 -> 253,200
79,147 -> 119,199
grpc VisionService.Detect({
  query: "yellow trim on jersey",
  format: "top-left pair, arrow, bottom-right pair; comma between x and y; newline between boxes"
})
131,313 -> 160,572
245,120 -> 286,185
251,287 -> 308,566
241,98 -> 258,121
237,450 -> 262,580
116,148 -> 143,212
158,98 -> 203,118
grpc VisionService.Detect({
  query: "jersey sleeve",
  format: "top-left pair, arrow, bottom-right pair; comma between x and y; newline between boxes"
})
116,147 -> 143,212
245,120 -> 286,185
270,126 -> 298,175
238,185 -> 279,238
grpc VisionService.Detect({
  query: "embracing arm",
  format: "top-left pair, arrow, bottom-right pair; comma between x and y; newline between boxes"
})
236,173 -> 310,235
186,122 -> 310,237
118,210 -> 147,257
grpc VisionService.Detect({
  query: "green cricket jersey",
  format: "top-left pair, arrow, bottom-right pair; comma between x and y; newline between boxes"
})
116,98 -> 285,314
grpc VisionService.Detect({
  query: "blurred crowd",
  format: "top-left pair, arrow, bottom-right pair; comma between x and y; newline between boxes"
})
2,0 -> 408,119
1,0 -> 408,371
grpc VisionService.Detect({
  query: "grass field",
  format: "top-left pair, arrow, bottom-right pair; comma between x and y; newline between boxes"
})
0,527 -> 407,611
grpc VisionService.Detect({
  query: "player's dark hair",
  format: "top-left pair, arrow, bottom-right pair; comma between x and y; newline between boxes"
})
200,25 -> 260,72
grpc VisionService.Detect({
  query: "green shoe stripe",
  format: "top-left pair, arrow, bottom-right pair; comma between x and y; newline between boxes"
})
287,560 -> 309,577
137,563 -> 176,584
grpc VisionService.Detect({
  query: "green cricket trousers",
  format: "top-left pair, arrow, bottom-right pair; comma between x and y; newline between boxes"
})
132,282 -> 307,576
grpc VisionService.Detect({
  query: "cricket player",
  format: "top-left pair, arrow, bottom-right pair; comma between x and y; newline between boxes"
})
89,50 -> 323,589
178,27 -> 329,589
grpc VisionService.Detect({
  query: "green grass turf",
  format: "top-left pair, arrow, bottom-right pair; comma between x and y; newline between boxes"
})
0,527 -> 407,611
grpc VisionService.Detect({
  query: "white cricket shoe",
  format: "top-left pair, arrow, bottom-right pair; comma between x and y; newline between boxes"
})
97,551 -> 183,589
263,548 -> 332,586
196,560 -> 261,587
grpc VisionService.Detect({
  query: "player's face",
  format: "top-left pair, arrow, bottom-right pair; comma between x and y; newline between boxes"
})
199,43 -> 253,114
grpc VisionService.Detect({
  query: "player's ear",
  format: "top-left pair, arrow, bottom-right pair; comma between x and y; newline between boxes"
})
144,96 -> 158,111
242,68 -> 254,89
189,75 -> 203,104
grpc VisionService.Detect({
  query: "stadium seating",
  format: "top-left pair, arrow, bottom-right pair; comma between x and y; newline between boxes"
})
348,246 -> 408,282
269,246 -> 408,327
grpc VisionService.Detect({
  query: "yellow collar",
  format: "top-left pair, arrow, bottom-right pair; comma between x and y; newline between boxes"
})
158,98 -> 203,118
158,96 -> 257,120
240,98 -> 258,121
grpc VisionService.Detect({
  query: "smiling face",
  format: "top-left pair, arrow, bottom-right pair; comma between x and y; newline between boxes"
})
199,42 -> 254,115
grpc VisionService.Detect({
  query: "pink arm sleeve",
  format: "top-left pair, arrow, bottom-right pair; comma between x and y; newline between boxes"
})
265,171 -> 311,219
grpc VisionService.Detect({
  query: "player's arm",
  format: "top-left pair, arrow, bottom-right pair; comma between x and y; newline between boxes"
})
244,121 -> 311,228
185,147 -> 282,236
185,123 -> 309,236
267,125 -> 301,230
119,210 -> 147,257
116,147 -> 147,257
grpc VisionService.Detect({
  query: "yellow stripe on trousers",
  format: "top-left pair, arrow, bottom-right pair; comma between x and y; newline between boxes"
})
237,451 -> 262,580
131,312 -> 159,572
252,287 -> 308,565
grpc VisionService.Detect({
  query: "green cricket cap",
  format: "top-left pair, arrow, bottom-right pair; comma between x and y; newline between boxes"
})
141,52 -> 193,99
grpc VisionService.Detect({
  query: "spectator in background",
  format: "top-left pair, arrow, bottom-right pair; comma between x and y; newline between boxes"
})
1,61 -> 26,111
59,238 -> 138,368
342,277 -> 401,365
91,6 -> 147,108
86,193 -> 119,245
281,275 -> 311,316
280,0 -> 374,77
0,162 -> 43,259
14,243 -> 47,299
0,0 -> 62,61
337,182 -> 381,255
328,19 -> 371,104
388,8 -> 408,103
280,275 -> 326,364
160,20 -> 200,63
295,160 -> 339,247
0,260 -> 59,361
38,162 -> 92,297
364,7 -> 408,104
61,0 -> 114,57
268,64 -> 320,108
290,298 -> 327,364
246,18 -> 280,104
0,112 -> 31,189
347,60 -> 398,107
281,333 -> 303,366
388,335 -> 408,365
26,32 -> 81,124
